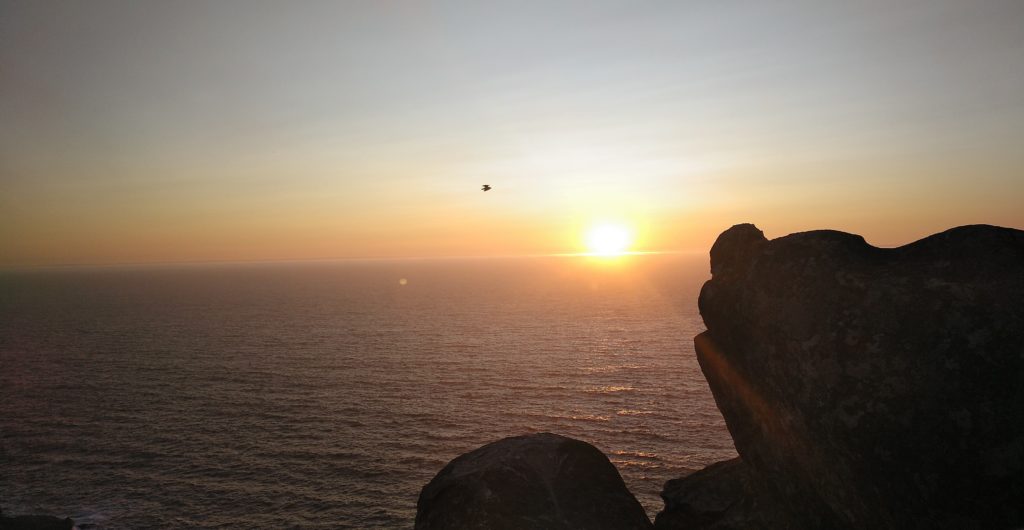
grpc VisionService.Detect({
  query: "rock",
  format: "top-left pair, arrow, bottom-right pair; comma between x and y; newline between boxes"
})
655,457 -> 770,530
0,510 -> 74,530
693,223 -> 1024,529
415,432 -> 652,530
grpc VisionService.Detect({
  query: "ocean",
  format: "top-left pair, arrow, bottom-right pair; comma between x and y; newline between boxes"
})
0,255 -> 736,528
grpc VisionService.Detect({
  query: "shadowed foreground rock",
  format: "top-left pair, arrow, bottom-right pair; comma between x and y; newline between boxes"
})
654,457 -> 769,530
416,433 -> 652,530
0,508 -> 73,530
684,223 -> 1024,529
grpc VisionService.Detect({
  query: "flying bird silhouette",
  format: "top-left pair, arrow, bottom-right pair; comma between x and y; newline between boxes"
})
481,185 -> 491,191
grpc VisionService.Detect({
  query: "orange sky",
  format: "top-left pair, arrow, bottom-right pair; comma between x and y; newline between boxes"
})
2,2 -> 1023,266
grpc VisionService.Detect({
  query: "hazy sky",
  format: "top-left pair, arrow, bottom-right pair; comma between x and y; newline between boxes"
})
2,0 -> 1023,265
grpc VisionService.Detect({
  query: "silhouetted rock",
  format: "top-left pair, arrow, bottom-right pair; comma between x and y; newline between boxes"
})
0,508 -> 74,530
415,433 -> 652,530
689,223 -> 1024,529
655,457 -> 771,530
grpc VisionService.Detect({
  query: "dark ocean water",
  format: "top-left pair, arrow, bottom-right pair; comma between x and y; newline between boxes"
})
0,255 -> 735,528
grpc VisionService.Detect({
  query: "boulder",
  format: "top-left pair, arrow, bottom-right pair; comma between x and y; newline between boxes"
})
693,223 -> 1024,529
415,433 -> 652,530
655,457 -> 770,530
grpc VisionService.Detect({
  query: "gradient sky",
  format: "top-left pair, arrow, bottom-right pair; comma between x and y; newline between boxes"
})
2,0 -> 1023,266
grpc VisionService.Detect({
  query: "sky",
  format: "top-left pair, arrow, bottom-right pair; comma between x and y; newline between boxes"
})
2,0 -> 1023,266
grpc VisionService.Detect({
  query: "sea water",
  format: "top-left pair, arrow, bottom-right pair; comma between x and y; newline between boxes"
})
0,255 -> 735,528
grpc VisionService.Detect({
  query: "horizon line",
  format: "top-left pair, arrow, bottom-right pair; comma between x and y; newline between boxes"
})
0,249 -> 706,272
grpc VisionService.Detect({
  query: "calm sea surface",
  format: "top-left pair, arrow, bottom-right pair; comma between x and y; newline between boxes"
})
0,255 -> 735,528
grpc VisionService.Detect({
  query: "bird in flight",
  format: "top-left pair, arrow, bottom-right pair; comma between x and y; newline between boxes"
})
481,184 -> 492,192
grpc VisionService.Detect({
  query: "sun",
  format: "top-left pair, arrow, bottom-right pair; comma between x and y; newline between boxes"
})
584,223 -> 633,256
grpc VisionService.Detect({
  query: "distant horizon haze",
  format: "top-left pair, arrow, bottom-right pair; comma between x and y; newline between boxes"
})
2,1 -> 1022,266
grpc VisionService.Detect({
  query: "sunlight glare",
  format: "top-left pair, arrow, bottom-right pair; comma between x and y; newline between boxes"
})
585,223 -> 633,256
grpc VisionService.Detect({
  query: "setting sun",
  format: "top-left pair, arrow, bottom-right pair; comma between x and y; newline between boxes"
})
585,223 -> 634,256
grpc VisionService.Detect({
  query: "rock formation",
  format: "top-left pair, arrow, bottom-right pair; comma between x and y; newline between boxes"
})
0,507 -> 74,530
415,432 -> 652,530
654,457 -> 767,530
677,223 -> 1024,529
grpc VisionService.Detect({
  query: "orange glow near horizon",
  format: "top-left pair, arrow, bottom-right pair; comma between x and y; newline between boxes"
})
1,3 -> 1023,268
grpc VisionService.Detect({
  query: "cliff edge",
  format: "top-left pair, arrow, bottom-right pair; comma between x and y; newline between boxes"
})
673,223 -> 1024,529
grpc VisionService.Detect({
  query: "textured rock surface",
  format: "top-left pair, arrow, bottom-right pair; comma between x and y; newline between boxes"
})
654,457 -> 769,530
416,433 -> 651,530
694,223 -> 1024,529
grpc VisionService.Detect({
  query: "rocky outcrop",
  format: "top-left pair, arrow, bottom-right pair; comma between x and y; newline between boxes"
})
0,508 -> 74,530
688,223 -> 1024,529
654,457 -> 772,530
415,433 -> 652,530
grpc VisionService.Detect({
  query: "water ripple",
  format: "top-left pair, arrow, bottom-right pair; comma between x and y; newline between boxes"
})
0,256 -> 735,527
